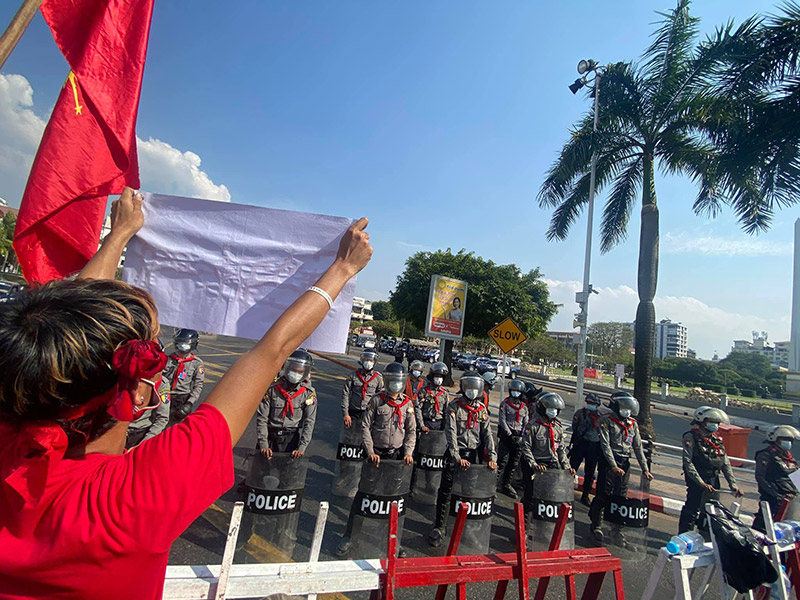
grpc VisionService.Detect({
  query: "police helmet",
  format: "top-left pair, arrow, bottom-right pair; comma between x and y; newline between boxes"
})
383,361 -> 407,392
585,392 -> 601,406
173,328 -> 199,352
482,371 -> 497,389
283,349 -> 312,382
524,381 -> 541,403
429,361 -> 449,379
536,392 -> 565,418
360,349 -> 378,368
607,391 -> 639,417
691,406 -> 729,425
460,371 -> 485,398
409,360 -> 425,374
508,379 -> 525,394
767,425 -> 800,443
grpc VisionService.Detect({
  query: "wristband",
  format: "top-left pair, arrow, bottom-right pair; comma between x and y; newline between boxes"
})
308,286 -> 333,309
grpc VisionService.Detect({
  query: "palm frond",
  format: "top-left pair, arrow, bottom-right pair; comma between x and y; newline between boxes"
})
600,157 -> 643,252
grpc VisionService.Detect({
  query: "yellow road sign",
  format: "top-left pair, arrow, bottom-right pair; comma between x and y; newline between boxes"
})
489,318 -> 527,354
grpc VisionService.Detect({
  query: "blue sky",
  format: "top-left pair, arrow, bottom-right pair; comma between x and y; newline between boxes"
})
0,0 -> 795,359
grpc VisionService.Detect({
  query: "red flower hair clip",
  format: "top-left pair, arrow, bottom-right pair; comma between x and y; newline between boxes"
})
108,340 -> 168,422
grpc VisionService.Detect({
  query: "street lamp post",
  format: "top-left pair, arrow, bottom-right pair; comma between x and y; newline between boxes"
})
570,59 -> 601,408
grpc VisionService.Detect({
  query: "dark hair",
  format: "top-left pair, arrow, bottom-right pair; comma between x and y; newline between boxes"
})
0,279 -> 158,436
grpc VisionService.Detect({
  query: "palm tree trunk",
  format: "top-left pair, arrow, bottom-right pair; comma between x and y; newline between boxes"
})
442,339 -> 455,387
634,154 -> 659,440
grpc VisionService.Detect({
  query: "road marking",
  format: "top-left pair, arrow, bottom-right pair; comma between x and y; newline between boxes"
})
199,341 -> 248,355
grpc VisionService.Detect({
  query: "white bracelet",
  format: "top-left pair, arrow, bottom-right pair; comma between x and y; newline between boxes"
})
308,286 -> 334,309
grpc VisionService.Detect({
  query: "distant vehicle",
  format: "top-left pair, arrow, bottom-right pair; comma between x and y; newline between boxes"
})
0,281 -> 24,303
423,348 -> 440,362
356,333 -> 377,348
457,353 -> 478,370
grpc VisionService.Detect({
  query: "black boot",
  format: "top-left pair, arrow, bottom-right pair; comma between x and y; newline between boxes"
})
428,490 -> 449,547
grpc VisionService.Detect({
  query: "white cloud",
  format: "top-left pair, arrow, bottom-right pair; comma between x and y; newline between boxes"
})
0,73 -> 230,204
544,278 -> 790,359
662,231 -> 792,257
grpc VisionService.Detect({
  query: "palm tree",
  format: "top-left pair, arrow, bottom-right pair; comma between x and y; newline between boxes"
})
537,0 -> 796,438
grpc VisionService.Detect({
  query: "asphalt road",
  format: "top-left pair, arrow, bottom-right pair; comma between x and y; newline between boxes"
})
167,334 -> 744,599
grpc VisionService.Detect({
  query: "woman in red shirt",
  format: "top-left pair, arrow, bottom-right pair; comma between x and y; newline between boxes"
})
0,188 -> 373,599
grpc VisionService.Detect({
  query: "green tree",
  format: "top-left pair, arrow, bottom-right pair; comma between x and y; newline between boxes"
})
524,335 -> 573,366
587,321 -> 634,358
390,249 -> 558,383
370,300 -> 395,322
370,320 -> 399,339
718,352 -> 773,389
0,213 -> 18,273
537,1 -> 794,437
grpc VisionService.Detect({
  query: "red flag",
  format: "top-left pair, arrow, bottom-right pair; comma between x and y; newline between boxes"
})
13,0 -> 154,283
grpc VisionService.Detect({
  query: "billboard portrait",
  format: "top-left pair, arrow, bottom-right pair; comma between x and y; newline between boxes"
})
425,275 -> 468,340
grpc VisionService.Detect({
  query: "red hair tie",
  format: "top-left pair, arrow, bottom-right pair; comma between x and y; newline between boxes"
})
108,340 -> 168,422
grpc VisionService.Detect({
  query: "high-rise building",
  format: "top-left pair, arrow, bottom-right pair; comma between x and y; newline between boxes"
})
654,319 -> 688,359
731,332 -> 790,369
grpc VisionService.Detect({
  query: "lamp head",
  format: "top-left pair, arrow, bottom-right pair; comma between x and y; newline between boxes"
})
569,78 -> 585,95
577,59 -> 597,75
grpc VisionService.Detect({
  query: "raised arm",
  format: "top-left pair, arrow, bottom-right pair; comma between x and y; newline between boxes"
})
79,188 -> 143,280
206,218 -> 373,444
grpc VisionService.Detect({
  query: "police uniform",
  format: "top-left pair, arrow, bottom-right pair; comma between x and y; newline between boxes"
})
752,444 -> 799,531
677,427 -> 738,533
256,376 -> 318,453
125,391 -> 170,448
341,369 -> 384,422
589,413 -> 648,532
405,374 -> 425,402
570,407 -> 603,501
362,392 -> 417,460
414,384 -> 449,431
433,395 -> 497,531
496,397 -> 530,490
163,353 -> 205,423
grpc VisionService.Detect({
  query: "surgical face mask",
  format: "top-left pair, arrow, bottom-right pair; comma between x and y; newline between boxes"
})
586,404 -> 598,412
545,407 -> 559,419
412,370 -> 422,378
618,408 -> 631,419
362,361 -> 374,371
705,422 -> 719,432
464,388 -> 480,401
510,391 -> 522,398
175,342 -> 191,353
286,371 -> 303,385
433,376 -> 444,386
780,440 -> 793,450
387,380 -> 404,394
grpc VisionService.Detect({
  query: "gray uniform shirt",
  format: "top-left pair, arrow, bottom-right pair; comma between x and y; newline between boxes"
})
126,396 -> 170,441
362,393 -> 417,456
445,395 -> 497,461
162,354 -> 205,405
415,384 -> 449,430
498,397 -> 529,437
341,369 -> 384,416
599,414 -> 648,471
682,428 -> 737,489
256,377 -> 318,452
522,418 -> 569,468
571,407 -> 603,443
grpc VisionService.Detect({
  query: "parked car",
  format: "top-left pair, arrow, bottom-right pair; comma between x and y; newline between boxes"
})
423,348 -> 440,362
457,353 -> 478,370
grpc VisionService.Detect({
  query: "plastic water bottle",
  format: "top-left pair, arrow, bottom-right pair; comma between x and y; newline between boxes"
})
665,531 -> 706,555
782,520 -> 800,542
773,522 -> 795,542
768,565 -> 791,599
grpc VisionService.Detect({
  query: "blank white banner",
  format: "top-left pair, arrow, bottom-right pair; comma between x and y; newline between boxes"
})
122,193 -> 356,353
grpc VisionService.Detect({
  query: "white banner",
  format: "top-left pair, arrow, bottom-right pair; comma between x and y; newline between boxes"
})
122,193 -> 356,353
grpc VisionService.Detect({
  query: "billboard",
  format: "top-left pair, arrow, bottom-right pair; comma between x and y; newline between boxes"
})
425,275 -> 468,341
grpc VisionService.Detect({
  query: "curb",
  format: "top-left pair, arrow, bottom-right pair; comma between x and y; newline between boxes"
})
308,350 -> 357,372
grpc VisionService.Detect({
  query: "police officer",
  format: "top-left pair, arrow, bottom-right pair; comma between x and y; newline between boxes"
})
428,371 -> 497,547
570,393 -> 604,506
589,392 -> 653,546
523,381 -> 542,408
336,362 -> 416,557
125,386 -> 170,448
752,425 -> 800,531
415,362 -> 449,432
406,359 -> 426,401
481,371 -> 496,411
341,349 -> 384,429
496,378 -> 529,499
678,406 -> 743,534
163,328 -> 205,424
256,350 -> 317,458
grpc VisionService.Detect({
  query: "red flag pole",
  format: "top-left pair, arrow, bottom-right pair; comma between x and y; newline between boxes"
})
0,0 -> 43,69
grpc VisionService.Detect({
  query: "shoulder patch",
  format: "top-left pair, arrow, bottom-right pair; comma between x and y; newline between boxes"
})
198,366 -> 204,375
305,393 -> 316,406
160,391 -> 170,403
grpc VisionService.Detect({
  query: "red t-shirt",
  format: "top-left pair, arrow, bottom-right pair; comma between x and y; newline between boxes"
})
0,404 -> 234,600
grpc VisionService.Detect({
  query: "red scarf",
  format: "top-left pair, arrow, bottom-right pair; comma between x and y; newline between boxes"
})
482,391 -> 489,410
610,415 -> 633,440
170,354 -> 195,390
459,400 -> 483,429
275,384 -> 307,420
425,386 -> 447,416
587,409 -> 602,429
535,419 -> 556,454
692,427 -> 722,452
356,370 -> 379,401
385,394 -> 411,428
507,399 -> 525,423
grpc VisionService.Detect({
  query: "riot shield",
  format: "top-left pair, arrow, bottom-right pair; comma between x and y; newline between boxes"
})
528,469 -> 575,551
332,422 -> 365,498
240,453 -> 308,558
411,430 -> 447,505
448,464 -> 496,555
346,459 -> 412,559
603,469 -> 650,561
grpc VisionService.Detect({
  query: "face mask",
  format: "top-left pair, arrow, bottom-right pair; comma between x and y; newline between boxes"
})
780,440 -> 793,450
545,407 -> 559,419
412,370 -> 422,378
705,422 -> 719,432
464,389 -> 479,401
176,343 -> 191,353
586,404 -> 598,412
286,371 -> 303,385
433,376 -> 444,386
362,361 -> 374,371
510,391 -> 522,398
387,381 -> 404,394
618,409 -> 631,419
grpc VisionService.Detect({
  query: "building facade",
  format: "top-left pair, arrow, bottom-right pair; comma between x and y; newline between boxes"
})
731,333 -> 790,369
351,297 -> 373,322
654,319 -> 688,359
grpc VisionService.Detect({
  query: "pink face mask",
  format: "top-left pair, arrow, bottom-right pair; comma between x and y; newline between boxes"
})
133,374 -> 164,419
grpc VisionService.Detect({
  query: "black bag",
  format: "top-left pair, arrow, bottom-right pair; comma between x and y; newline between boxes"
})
707,500 -> 778,593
